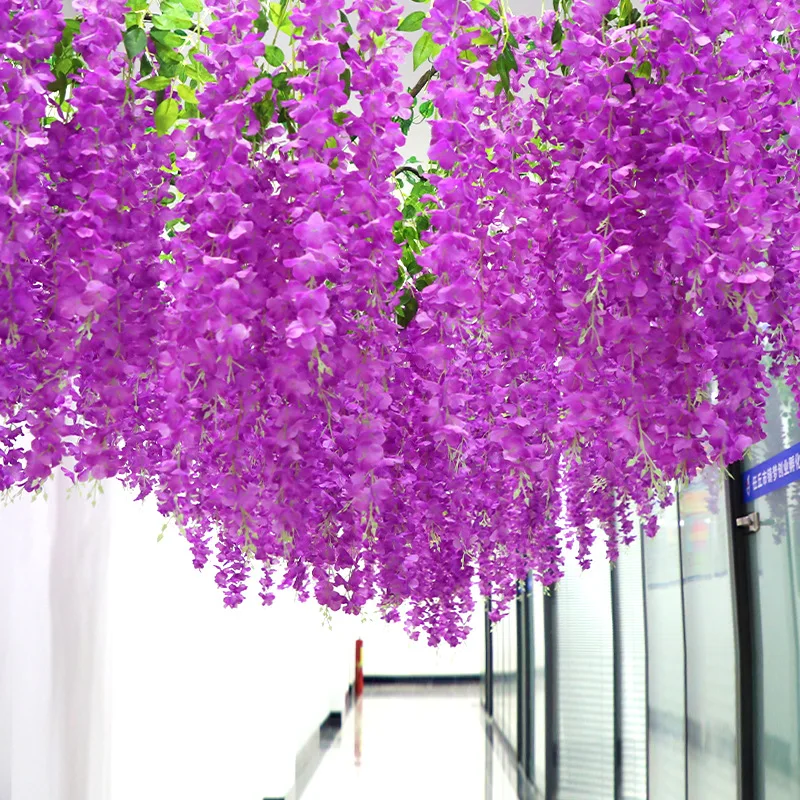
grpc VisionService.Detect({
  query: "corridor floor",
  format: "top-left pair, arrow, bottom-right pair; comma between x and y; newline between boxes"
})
300,683 -> 524,800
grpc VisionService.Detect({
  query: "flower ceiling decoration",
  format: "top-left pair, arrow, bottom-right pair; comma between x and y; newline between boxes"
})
1,0 -> 799,643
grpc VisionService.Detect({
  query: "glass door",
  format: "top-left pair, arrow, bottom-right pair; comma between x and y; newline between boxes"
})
679,468 -> 739,798
529,580 -> 547,795
644,500 -> 687,800
555,533 -> 615,799
614,532 -> 647,799
743,378 -> 800,800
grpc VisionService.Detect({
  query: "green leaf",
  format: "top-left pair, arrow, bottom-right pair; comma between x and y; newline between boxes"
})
552,19 -> 563,47
150,28 -> 185,47
51,18 -> 81,80
154,97 -> 179,134
402,248 -> 421,275
403,200 -> 419,218
395,290 -> 419,328
418,99 -> 434,118
157,58 -> 180,77
470,0 -> 491,8
270,70 -> 289,91
175,83 -> 197,103
413,30 -> 440,70
63,17 -> 81,38
398,11 -> 425,32
54,56 -> 73,75
338,10 -> 354,35
269,1 -> 297,35
155,41 -> 183,66
397,113 -> 413,135
264,44 -> 284,66
152,13 -> 193,30
502,45 -> 518,72
619,0 -> 634,25
254,9 -> 269,33
181,102 -> 199,119
186,56 -> 213,83
410,180 -> 435,201
127,0 -> 148,10
138,75 -> 172,90
165,12 -> 194,27
489,43 -> 518,97
123,26 -> 147,59
160,0 -> 187,14
635,60 -> 652,79
471,28 -> 496,46
178,0 -> 202,11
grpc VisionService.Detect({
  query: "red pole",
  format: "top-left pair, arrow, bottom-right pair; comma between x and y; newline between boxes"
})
355,638 -> 364,698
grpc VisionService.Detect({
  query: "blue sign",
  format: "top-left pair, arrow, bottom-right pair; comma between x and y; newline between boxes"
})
743,442 -> 800,503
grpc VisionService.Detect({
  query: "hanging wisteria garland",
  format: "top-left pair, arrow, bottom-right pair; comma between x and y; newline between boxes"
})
1,0 -> 799,643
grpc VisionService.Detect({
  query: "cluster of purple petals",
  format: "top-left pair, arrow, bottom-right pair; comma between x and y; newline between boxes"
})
1,0 -> 799,644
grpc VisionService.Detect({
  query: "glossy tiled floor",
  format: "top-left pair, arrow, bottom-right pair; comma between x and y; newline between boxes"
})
300,683 -> 524,800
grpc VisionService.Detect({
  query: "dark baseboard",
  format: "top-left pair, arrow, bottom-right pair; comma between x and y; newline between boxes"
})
364,674 -> 481,685
321,710 -> 342,729
291,705 -> 348,800
320,711 -> 342,747
344,682 -> 354,712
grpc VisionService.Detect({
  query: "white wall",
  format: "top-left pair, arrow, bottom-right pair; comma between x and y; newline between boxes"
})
0,472 -> 485,800
357,609 -> 484,678
106,484 -> 357,800
0,478 -> 355,800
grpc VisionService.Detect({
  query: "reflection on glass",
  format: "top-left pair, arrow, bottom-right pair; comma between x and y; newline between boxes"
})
492,608 -> 505,737
354,697 -> 363,766
746,377 -> 800,800
531,582 -> 547,793
485,721 -> 494,800
491,599 -> 518,748
555,533 -> 615,799
483,602 -> 491,711
644,501 -> 686,800
679,467 -> 739,797
616,532 -> 647,799
508,600 -> 518,750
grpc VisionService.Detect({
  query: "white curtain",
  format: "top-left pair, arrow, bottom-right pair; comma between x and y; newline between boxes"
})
0,475 -> 111,800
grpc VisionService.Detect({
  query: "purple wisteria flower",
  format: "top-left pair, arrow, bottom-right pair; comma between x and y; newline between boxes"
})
1,0 -> 799,643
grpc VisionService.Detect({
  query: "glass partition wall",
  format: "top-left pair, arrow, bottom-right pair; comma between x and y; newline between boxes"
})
483,463 -> 750,800
744,379 -> 800,800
